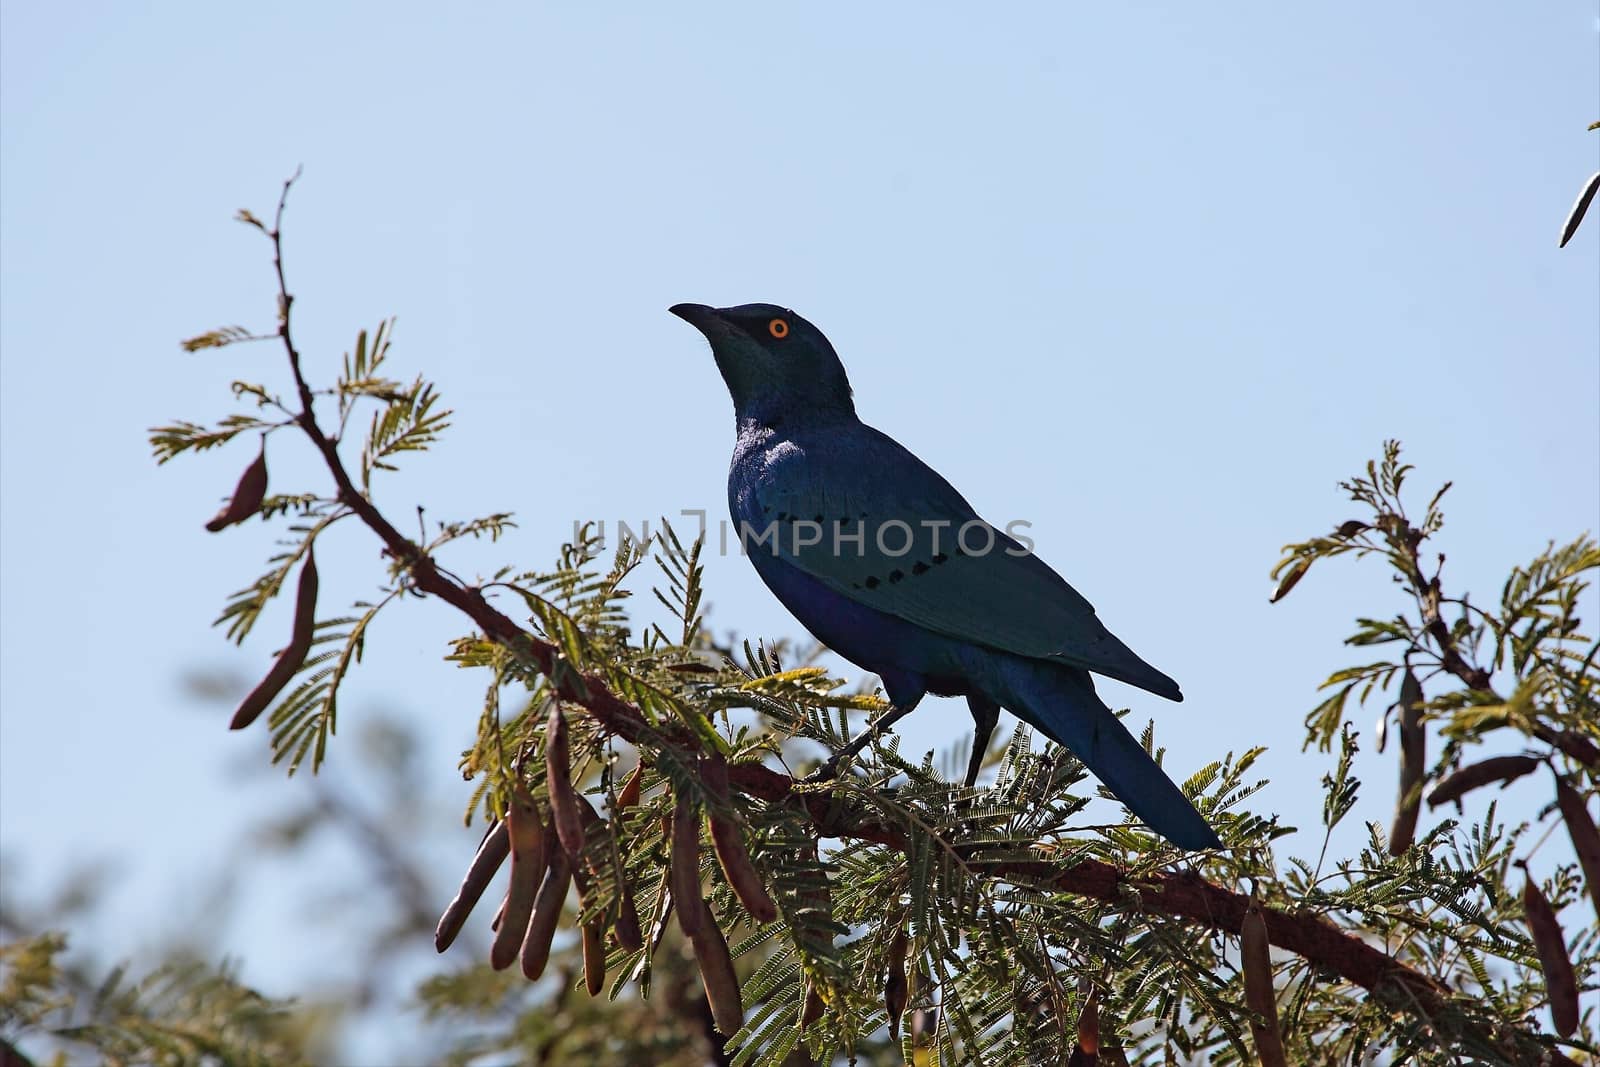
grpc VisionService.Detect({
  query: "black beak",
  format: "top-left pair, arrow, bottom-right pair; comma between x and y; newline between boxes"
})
669,303 -> 721,333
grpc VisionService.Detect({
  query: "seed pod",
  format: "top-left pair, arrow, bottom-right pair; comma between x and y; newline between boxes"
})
1552,729 -> 1600,768
1521,864 -> 1579,1038
671,791 -> 706,938
545,701 -> 587,858
521,849 -> 573,981
801,980 -> 825,1027
570,792 -> 605,896
1558,170 -> 1600,248
231,548 -> 318,730
205,443 -> 268,531
582,920 -> 606,996
435,820 -> 510,952
614,877 -> 644,953
701,755 -> 778,924
490,799 -> 545,971
1241,899 -> 1287,1067
1554,776 -> 1600,922
1075,987 -> 1098,1055
691,920 -> 744,1036
1389,670 -> 1424,855
1268,558 -> 1309,603
617,762 -> 644,811
884,927 -> 908,1041
1426,755 -> 1540,809
1335,520 -> 1370,539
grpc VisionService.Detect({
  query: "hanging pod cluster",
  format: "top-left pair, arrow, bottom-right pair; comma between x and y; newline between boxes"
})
430,703 -> 794,1040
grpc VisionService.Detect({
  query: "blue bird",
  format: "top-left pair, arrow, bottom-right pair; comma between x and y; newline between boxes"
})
671,303 -> 1221,850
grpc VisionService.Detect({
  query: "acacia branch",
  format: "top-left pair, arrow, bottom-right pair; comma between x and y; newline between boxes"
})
260,178 -> 1575,1065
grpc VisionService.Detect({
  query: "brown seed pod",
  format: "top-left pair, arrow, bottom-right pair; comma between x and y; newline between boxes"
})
582,920 -> 607,996
231,548 -> 318,730
671,790 -> 707,938
521,849 -> 573,981
700,755 -> 778,924
1241,899 -> 1287,1067
435,820 -> 510,952
1075,987 -> 1098,1055
691,920 -> 744,1037
489,799 -> 545,972
1389,669 -> 1425,855
1268,558 -> 1310,603
1554,775 -> 1600,923
205,443 -> 269,532
1520,864 -> 1579,1038
614,877 -> 644,953
545,701 -> 587,858
1552,729 -> 1600,768
1426,755 -> 1540,809
617,762 -> 644,811
884,927 -> 908,1041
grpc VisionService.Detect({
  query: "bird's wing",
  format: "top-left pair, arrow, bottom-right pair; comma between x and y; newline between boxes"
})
734,428 -> 1182,701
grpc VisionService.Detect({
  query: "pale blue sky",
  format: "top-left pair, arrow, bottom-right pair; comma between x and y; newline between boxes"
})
2,0 -> 1596,1053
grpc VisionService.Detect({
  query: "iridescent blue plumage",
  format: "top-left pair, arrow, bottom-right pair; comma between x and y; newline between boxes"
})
672,302 -> 1220,850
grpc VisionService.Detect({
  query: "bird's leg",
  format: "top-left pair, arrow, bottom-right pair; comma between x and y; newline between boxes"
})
964,695 -> 1001,788
805,699 -> 920,782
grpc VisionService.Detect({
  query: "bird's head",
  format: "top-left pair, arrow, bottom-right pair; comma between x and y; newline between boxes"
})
670,303 -> 855,426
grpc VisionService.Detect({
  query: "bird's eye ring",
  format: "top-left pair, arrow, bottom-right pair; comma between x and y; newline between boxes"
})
768,318 -> 789,339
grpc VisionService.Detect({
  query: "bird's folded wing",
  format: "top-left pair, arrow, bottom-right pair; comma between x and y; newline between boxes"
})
737,439 -> 1182,701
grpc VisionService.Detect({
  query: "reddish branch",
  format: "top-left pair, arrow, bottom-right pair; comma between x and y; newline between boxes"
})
261,176 -> 1577,1066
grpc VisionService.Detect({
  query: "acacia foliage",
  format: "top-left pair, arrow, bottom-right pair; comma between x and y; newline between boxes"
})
34,182 -> 1598,1066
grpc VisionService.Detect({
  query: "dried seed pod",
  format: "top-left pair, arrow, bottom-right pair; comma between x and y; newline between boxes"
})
884,927 -> 908,1041
1552,729 -> 1600,768
1554,775 -> 1600,922
489,799 -> 545,972
1241,899 -> 1287,1067
671,791 -> 706,938
1388,669 -> 1425,855
617,762 -> 644,811
582,920 -> 606,996
691,921 -> 744,1036
614,877 -> 644,953
545,701 -> 587,858
1521,864 -> 1579,1038
231,548 -> 318,730
701,755 -> 778,924
1268,559 -> 1310,603
435,820 -> 510,952
205,443 -> 268,532
521,850 -> 573,981
1426,755 -> 1540,809
1075,987 -> 1098,1055
1558,170 -> 1600,248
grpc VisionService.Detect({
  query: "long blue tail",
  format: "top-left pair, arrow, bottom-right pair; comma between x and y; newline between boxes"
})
983,655 -> 1222,850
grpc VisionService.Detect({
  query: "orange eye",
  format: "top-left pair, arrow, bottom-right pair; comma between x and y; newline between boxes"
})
768,318 -> 789,339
